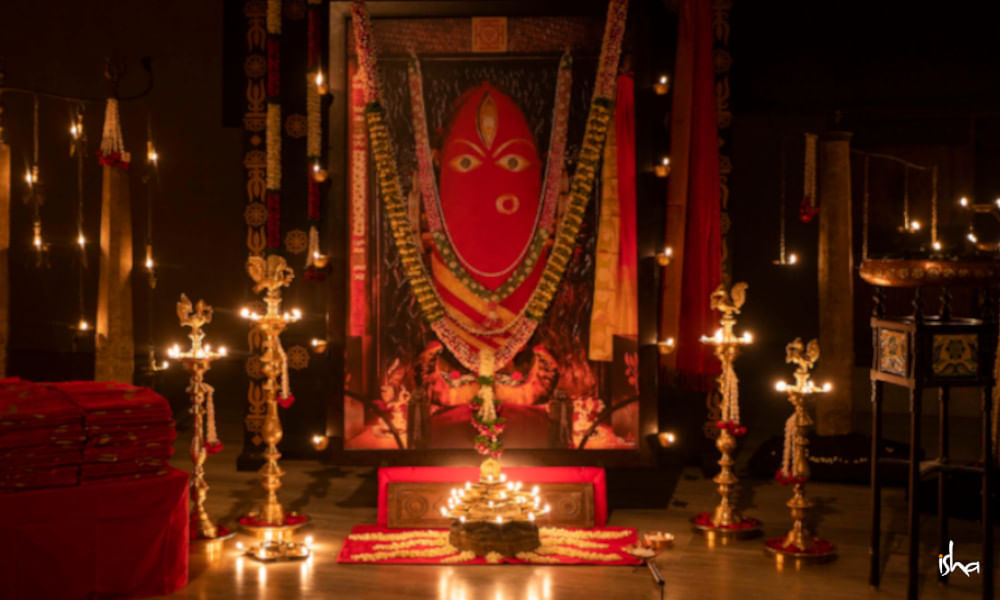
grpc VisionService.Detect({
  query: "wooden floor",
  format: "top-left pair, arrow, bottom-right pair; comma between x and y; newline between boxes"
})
160,430 -> 999,599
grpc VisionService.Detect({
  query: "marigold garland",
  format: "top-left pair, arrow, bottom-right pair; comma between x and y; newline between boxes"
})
372,538 -> 445,551
350,544 -> 461,563
538,527 -> 631,540
343,527 -> 634,564
347,529 -> 446,542
514,551 -> 561,564
441,551 -> 477,563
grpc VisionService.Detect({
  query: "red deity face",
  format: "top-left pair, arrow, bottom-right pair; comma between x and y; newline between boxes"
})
439,84 -> 541,287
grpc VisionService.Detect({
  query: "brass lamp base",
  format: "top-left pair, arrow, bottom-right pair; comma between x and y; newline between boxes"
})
764,535 -> 835,560
239,516 -> 311,562
238,514 -> 309,538
691,512 -> 762,539
191,526 -> 236,546
244,539 -> 311,562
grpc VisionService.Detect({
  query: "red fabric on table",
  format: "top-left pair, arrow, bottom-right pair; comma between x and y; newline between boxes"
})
82,469 -> 172,484
86,424 -> 176,447
83,441 -> 173,463
0,467 -> 188,599
82,459 -> 167,479
337,524 -> 641,565
0,465 -> 79,490
83,411 -> 173,427
378,466 -> 607,527
0,426 -> 85,449
0,448 -> 82,469
0,382 -> 83,426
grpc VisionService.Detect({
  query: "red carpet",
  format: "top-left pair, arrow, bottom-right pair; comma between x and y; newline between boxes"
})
337,524 -> 642,565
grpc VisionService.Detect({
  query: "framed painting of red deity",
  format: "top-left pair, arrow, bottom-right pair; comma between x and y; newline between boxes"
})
327,1 -> 661,465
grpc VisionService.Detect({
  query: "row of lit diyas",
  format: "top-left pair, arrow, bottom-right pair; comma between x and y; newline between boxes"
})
440,471 -> 551,525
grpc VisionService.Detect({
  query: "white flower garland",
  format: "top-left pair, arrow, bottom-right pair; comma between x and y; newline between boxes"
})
720,363 -> 739,423
204,382 -> 220,449
779,413 -> 795,479
100,98 -> 130,162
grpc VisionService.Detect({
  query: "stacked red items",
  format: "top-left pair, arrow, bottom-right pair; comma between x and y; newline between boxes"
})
0,378 -> 85,492
48,382 -> 176,483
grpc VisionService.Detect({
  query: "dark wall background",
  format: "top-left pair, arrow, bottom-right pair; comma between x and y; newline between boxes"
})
728,0 -> 1000,445
0,1 -> 246,433
4,0 -> 1000,468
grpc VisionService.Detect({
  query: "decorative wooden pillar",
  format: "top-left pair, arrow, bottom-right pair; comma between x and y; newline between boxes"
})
0,135 -> 8,378
95,164 -> 134,383
816,131 -> 854,435
0,70 -> 8,378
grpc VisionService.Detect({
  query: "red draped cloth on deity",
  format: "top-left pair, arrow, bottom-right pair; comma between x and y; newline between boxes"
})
663,0 -> 723,389
0,467 -> 189,599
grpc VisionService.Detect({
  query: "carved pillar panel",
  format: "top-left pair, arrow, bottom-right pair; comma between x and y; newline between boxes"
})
0,141 -> 9,377
817,131 -> 854,435
95,165 -> 134,383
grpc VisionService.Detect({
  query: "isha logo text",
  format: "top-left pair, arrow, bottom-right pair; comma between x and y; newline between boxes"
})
938,541 -> 980,577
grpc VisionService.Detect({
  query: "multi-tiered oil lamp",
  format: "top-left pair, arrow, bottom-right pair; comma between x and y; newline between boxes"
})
441,458 -> 551,557
692,282 -> 761,537
238,255 -> 309,561
168,294 -> 232,544
767,337 -> 835,559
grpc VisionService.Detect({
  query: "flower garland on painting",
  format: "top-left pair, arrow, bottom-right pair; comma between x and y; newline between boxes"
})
470,350 -> 504,458
351,0 -> 628,371
265,0 -> 282,249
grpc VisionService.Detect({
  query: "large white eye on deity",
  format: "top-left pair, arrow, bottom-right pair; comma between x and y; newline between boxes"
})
448,154 -> 482,173
495,153 -> 531,172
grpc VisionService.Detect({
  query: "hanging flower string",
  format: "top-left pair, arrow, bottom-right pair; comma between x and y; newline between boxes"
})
305,0 -> 329,279
203,382 -> 222,454
773,338 -> 829,486
470,350 -> 504,458
774,413 -> 801,484
265,0 -> 282,249
25,94 -> 48,266
98,97 -> 130,169
799,132 -> 817,223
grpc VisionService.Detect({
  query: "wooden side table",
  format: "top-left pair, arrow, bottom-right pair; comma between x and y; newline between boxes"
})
863,259 -> 997,600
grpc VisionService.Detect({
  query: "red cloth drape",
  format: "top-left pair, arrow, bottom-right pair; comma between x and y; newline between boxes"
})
0,467 -> 189,599
616,74 -> 638,318
668,0 -> 722,388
